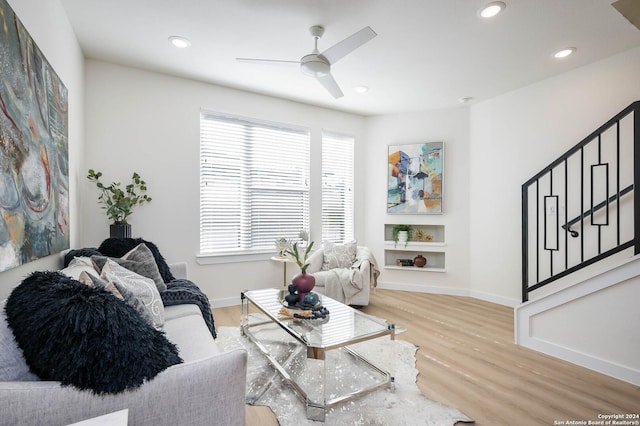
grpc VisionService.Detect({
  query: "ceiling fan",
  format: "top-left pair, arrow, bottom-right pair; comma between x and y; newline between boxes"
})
237,25 -> 377,99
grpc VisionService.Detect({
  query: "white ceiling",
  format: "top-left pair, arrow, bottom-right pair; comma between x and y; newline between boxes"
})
60,0 -> 640,116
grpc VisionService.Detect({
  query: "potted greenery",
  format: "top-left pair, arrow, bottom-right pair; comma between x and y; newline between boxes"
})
87,169 -> 152,237
392,224 -> 413,247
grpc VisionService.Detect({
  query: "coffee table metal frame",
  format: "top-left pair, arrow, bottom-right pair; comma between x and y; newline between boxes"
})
240,288 -> 395,421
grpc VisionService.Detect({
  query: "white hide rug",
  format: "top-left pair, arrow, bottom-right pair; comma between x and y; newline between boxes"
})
216,326 -> 474,426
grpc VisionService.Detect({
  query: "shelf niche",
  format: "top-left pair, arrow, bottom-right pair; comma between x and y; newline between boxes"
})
383,224 -> 446,272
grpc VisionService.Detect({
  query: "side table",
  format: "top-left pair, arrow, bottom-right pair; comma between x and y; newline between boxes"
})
270,255 -> 292,287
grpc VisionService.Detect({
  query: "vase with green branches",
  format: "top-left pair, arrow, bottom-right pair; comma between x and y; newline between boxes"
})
87,169 -> 152,237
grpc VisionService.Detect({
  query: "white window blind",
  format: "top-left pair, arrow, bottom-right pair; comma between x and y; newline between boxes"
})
322,132 -> 354,243
200,112 -> 310,255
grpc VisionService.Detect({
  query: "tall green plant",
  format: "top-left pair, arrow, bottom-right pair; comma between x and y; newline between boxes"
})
87,169 -> 152,223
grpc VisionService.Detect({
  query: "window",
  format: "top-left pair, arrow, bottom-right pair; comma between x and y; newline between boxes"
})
322,132 -> 354,243
199,112 -> 310,256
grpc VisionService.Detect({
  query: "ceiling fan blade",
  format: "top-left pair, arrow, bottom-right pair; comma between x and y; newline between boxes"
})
316,72 -> 344,99
320,26 -> 377,64
236,58 -> 300,65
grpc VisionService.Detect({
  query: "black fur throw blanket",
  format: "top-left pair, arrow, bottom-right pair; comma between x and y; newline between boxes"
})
161,280 -> 217,339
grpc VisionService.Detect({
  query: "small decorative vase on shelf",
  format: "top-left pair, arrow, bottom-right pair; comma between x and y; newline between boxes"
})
397,231 -> 408,246
110,222 -> 131,238
292,272 -> 316,301
413,254 -> 427,268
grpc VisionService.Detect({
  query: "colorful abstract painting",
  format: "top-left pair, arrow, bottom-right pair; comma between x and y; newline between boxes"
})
0,0 -> 69,271
388,142 -> 443,214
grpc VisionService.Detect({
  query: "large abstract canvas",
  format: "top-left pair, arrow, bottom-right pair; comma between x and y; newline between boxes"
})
388,142 -> 443,214
0,0 -> 69,271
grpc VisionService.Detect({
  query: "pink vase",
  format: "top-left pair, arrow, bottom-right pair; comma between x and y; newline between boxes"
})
292,272 -> 316,301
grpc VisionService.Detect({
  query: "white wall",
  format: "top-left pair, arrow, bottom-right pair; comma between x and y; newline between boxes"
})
363,108 -> 471,294
470,47 -> 640,305
83,60 -> 365,305
0,0 -> 84,299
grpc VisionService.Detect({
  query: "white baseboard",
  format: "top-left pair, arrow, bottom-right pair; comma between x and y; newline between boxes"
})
376,280 -> 519,307
521,336 -> 640,386
469,289 -> 520,307
210,296 -> 241,308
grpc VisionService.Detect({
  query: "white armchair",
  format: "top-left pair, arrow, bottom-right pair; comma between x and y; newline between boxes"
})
306,244 -> 380,306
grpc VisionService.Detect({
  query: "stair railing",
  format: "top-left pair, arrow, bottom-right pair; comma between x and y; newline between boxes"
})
521,101 -> 640,302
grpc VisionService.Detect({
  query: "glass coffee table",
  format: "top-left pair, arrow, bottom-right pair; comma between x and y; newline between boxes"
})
240,288 -> 395,421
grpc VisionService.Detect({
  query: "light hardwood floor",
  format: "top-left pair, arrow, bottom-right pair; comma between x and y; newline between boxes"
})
213,289 -> 639,426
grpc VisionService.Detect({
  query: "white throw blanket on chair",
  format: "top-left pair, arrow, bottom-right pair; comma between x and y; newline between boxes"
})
312,246 -> 380,305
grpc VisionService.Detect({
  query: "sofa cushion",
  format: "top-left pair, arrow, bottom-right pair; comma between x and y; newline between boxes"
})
92,243 -> 167,292
0,300 -> 38,382
163,303 -> 201,321
321,240 -> 357,270
99,237 -> 175,284
163,307 -> 220,362
4,271 -> 182,394
99,259 -> 165,329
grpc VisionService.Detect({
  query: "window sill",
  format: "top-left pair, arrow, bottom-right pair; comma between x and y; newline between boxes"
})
196,250 -> 275,265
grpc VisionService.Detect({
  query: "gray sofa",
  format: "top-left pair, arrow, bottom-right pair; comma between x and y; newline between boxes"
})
0,262 -> 247,426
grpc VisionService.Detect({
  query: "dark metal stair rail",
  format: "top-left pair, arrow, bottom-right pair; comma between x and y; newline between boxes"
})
521,101 -> 640,302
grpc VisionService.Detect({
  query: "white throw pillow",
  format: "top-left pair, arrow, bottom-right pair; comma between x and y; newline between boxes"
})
60,257 -> 98,280
321,241 -> 357,271
100,259 -> 165,329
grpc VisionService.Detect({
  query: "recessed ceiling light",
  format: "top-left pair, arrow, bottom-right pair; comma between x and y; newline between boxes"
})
554,47 -> 576,59
458,97 -> 473,104
168,35 -> 191,48
354,85 -> 369,94
478,1 -> 506,18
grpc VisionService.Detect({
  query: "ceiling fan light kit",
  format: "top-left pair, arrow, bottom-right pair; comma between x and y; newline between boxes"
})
237,25 -> 377,99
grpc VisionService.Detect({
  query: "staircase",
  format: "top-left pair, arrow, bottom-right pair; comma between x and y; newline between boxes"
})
516,101 -> 640,385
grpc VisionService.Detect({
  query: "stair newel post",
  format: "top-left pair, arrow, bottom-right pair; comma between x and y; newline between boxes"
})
522,183 -> 529,303
634,103 -> 640,256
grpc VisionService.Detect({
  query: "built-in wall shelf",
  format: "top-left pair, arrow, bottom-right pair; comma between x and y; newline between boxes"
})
383,224 -> 446,272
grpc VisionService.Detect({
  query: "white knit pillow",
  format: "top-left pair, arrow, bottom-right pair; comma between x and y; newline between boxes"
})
321,241 -> 357,271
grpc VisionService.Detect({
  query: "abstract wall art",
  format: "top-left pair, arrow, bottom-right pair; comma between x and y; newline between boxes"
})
0,0 -> 69,271
388,142 -> 443,214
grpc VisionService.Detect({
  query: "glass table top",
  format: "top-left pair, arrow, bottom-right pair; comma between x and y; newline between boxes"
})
242,288 -> 392,350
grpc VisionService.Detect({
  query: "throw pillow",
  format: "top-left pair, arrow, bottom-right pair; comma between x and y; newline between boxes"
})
78,271 -> 124,301
4,271 -> 182,394
91,243 -> 166,292
63,248 -> 101,267
0,300 -> 39,381
99,259 -> 165,329
321,240 -> 358,271
60,256 -> 98,280
99,237 -> 175,283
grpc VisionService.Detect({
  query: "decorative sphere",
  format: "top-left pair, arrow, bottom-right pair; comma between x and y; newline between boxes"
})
303,292 -> 320,306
